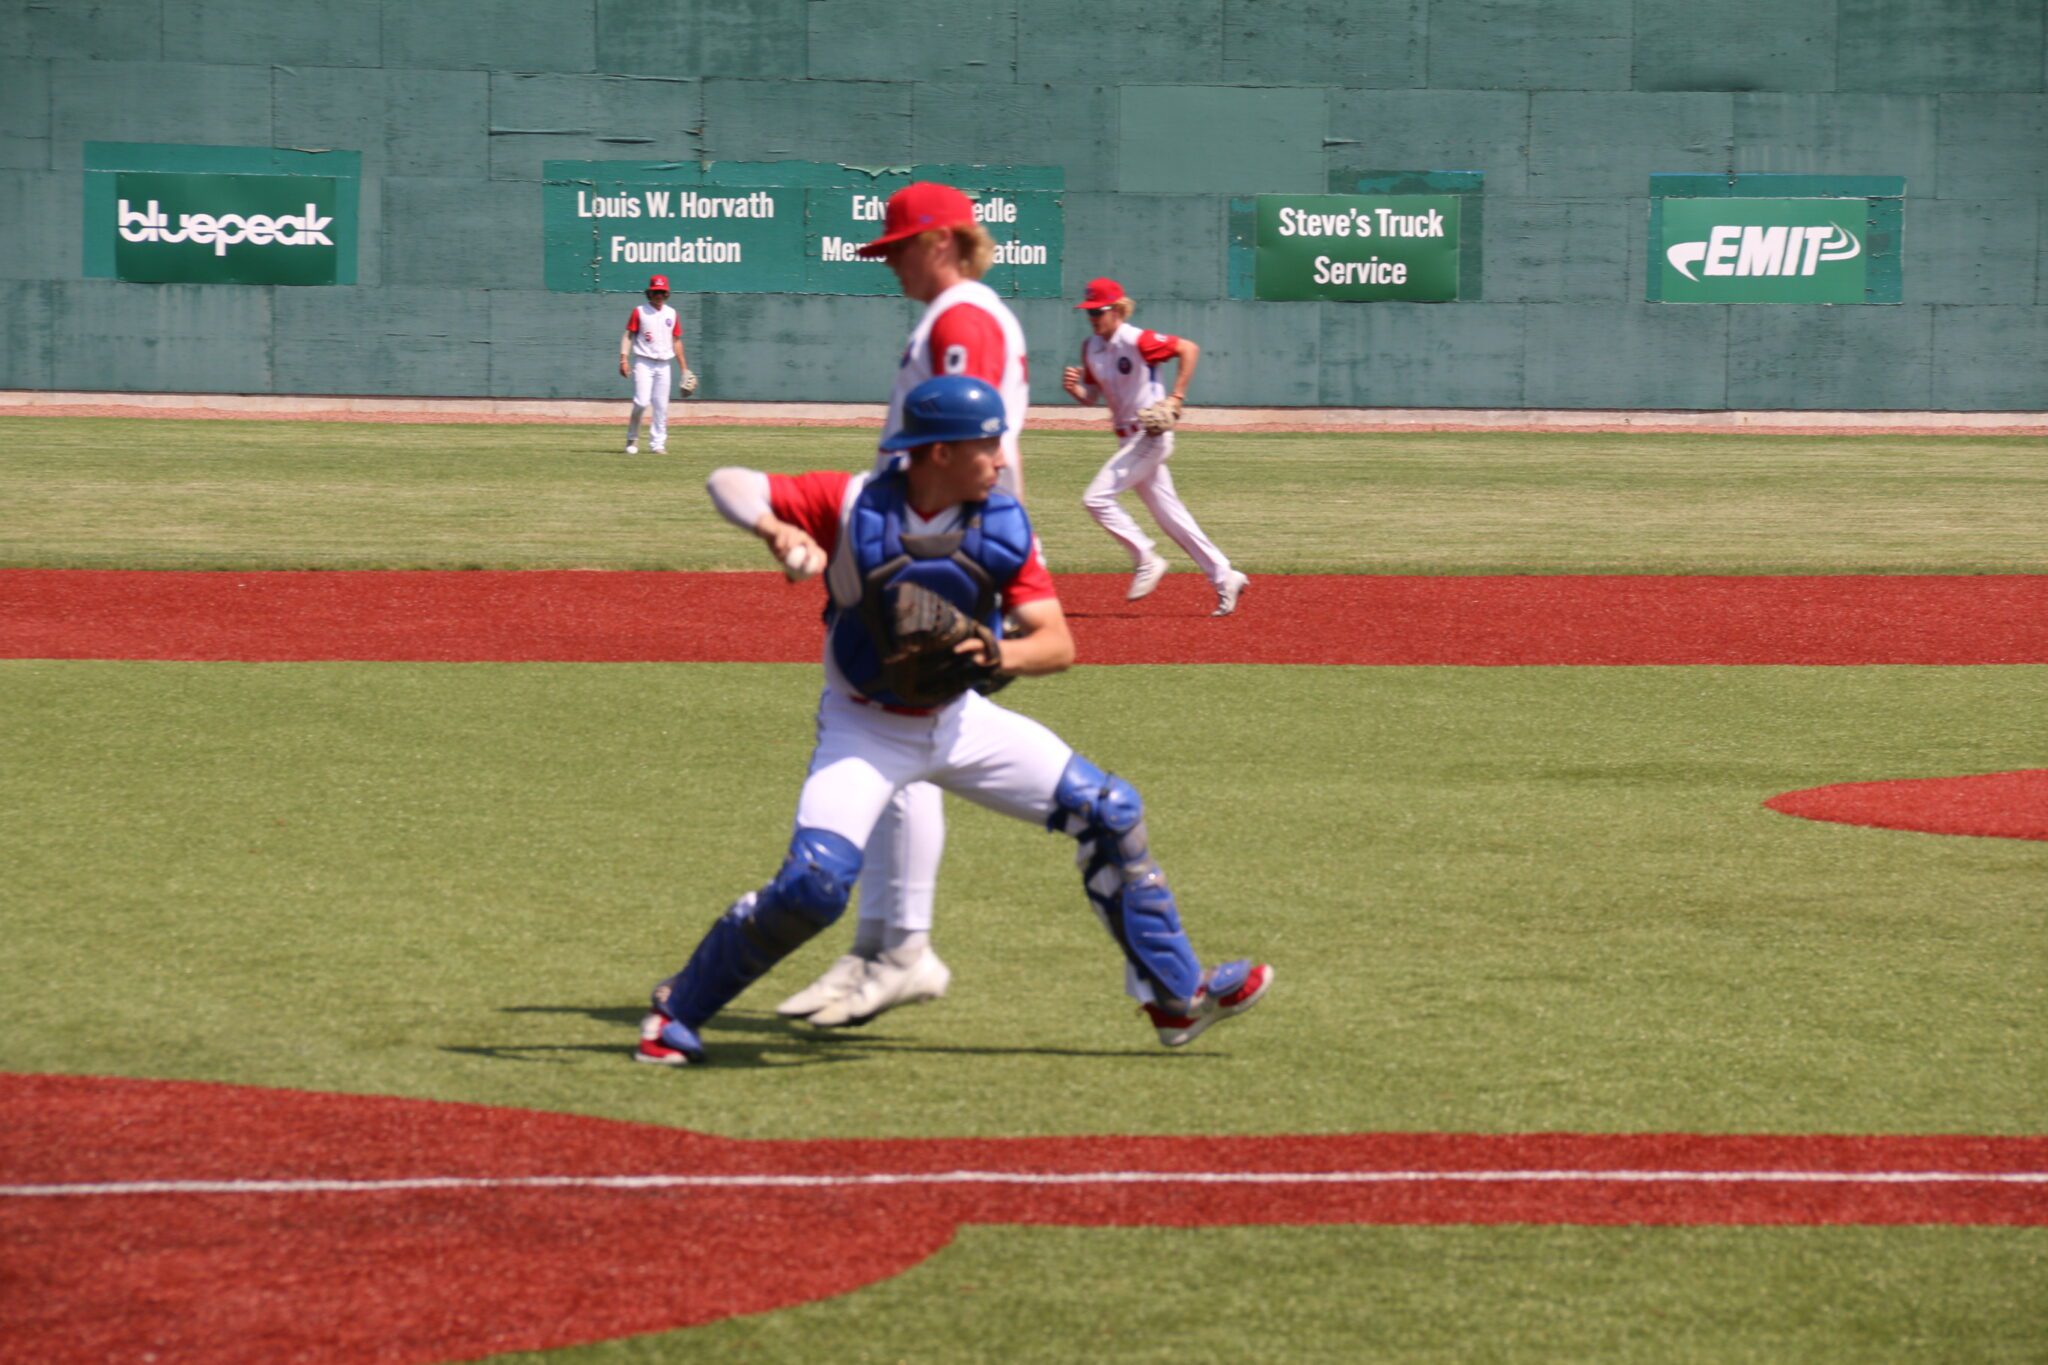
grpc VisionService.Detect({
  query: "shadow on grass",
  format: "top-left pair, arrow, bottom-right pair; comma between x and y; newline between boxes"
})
449,1002 -> 1195,1068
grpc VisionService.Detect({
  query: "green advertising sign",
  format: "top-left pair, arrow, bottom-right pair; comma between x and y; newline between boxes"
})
544,163 -> 1063,297
113,172 -> 339,285
1252,194 -> 1461,302
1646,176 -> 1903,304
84,143 -> 361,286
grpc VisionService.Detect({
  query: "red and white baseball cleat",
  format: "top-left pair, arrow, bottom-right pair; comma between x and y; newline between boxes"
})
1143,960 -> 1272,1047
634,1012 -> 705,1066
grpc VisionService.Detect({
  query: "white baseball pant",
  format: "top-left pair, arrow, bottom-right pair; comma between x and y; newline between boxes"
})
1082,431 -> 1233,586
628,358 -> 670,448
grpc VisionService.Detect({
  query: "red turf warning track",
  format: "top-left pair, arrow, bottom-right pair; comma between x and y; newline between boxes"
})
5,569 -> 2047,664
2,1075 -> 2043,1364
1767,769 -> 2048,842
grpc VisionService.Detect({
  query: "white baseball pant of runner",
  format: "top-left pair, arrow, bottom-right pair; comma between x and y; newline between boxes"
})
628,357 -> 670,448
1082,431 -> 1233,586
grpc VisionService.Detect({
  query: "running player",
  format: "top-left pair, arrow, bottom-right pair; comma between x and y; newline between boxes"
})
1063,278 -> 1247,615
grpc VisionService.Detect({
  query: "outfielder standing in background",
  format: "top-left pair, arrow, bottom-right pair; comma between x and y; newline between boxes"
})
1063,278 -> 1248,616
617,273 -> 697,455
773,181 -> 1035,1029
635,374 -> 1272,1067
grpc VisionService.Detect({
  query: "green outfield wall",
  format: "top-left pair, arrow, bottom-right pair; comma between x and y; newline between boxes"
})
3,0 -> 2044,409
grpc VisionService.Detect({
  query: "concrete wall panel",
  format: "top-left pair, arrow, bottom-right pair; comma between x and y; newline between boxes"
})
274,286 -> 488,396
273,66 -> 492,181
486,73 -> 702,181
1937,96 -> 2048,200
1061,194 -> 1224,301
163,0 -> 380,68
700,79 -> 913,163
1529,93 -> 1732,198
380,0 -> 596,75
0,58 -> 50,170
1,0 -> 162,61
1634,0 -> 1835,94
1427,0 -> 1631,92
1726,305 -> 1935,409
52,280 -> 270,392
1838,0 -> 2045,94
0,169 -> 79,280
1320,301 -> 1525,406
1524,303 -> 1728,408
1907,199 -> 2040,305
1221,0 -> 1425,88
1119,86 -> 1325,194
1931,306 -> 2048,407
1733,94 -> 1938,189
1017,2 -> 1225,85
1325,90 -> 1531,194
809,0 -> 1018,83
380,178 -> 533,289
595,0 -> 807,80
1481,198 -> 1629,302
50,61 -> 272,167
912,84 -> 1118,193
0,281 -> 54,389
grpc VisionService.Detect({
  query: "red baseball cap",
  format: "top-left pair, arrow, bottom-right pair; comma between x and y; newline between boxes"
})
646,275 -> 670,291
856,182 -> 979,258
1077,277 -> 1125,310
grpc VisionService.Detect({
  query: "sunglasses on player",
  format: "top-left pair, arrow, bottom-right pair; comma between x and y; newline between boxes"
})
1085,306 -> 1112,317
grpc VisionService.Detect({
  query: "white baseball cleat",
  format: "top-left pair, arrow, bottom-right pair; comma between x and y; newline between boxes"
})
624,441 -> 639,455
1127,553 -> 1169,601
805,948 -> 951,1028
1212,571 -> 1250,616
775,953 -> 869,1019
649,444 -> 666,454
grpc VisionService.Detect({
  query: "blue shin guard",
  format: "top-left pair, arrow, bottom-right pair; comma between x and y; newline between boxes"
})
1048,754 -> 1203,1006
652,828 -> 862,1030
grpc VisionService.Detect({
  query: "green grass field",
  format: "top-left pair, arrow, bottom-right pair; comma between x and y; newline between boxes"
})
3,418 -> 2044,1361
3,417 -> 2044,572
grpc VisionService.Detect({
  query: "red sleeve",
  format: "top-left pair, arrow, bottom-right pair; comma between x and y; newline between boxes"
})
626,309 -> 641,334
671,315 -> 682,337
766,471 -> 853,554
927,303 -> 1007,384
1136,329 -> 1180,365
1001,538 -> 1056,609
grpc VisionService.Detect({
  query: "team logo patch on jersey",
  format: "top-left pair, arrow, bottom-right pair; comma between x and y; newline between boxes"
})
1118,357 -> 1134,374
943,344 -> 969,375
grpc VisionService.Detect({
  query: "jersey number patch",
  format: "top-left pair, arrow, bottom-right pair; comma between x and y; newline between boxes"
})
942,343 -> 969,376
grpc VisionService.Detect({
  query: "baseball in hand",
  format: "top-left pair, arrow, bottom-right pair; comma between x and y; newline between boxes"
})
780,542 -> 826,581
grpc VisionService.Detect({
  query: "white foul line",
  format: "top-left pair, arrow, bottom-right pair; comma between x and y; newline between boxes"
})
3,1169 -> 2045,1198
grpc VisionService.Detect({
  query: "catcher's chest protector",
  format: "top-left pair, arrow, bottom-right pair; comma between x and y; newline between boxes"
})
828,474 -> 1032,707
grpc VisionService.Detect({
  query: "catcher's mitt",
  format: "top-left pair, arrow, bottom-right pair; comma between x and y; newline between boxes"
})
880,581 -> 1004,707
680,368 -> 699,396
1138,394 -> 1183,435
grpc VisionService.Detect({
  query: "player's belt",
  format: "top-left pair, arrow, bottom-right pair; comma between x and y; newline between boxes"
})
1115,424 -> 1141,437
849,693 -> 937,718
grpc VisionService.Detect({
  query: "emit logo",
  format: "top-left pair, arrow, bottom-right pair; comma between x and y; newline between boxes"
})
1666,223 -> 1860,281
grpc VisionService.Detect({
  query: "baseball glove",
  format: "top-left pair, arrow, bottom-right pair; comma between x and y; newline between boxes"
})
680,368 -> 699,396
880,581 -> 1003,707
1138,395 -> 1182,435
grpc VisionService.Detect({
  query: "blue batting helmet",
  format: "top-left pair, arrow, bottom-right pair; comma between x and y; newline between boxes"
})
878,375 -> 1008,451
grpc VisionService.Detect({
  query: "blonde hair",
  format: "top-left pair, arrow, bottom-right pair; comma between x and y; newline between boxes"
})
1111,298 -> 1135,320
919,223 -> 995,279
